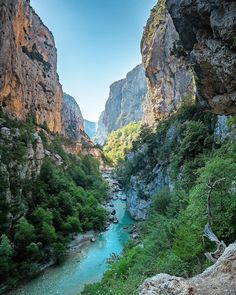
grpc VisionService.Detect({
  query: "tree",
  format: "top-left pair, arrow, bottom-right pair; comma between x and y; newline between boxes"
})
0,234 -> 14,281
41,222 -> 56,244
32,207 -> 53,226
14,218 -> 36,248
62,216 -> 82,234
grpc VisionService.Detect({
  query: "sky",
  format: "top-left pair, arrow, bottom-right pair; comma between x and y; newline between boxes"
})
31,0 -> 156,122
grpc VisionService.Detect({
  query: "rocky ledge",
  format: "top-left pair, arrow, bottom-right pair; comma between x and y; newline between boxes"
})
139,242 -> 236,295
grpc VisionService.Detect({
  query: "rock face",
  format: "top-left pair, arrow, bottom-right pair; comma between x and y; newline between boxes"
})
62,93 -> 84,140
0,0 -> 63,133
141,0 -> 195,125
166,0 -> 236,115
139,242 -> 236,295
84,119 -> 96,138
95,111 -> 107,145
95,64 -> 147,145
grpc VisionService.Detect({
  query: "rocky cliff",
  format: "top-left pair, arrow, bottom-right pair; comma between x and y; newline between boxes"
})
139,242 -> 236,295
62,93 -> 84,141
0,0 -> 63,133
95,64 -> 147,145
141,0 -> 195,125
84,119 -> 96,138
129,0 -> 236,219
167,0 -> 236,115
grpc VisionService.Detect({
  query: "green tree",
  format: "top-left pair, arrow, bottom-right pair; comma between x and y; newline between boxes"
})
41,222 -> 56,244
14,218 -> 36,248
0,234 -> 14,281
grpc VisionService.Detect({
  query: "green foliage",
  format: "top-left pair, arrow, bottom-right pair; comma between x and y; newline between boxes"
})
83,105 -> 236,294
103,121 -> 141,165
0,113 -> 108,286
0,234 -> 14,280
14,218 -> 36,249
151,187 -> 172,215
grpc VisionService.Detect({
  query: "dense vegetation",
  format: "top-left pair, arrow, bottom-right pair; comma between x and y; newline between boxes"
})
103,121 -> 141,165
0,114 -> 107,288
82,106 -> 236,294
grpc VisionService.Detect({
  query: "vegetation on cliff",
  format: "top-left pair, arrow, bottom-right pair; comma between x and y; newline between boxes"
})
103,121 -> 141,166
0,114 -> 107,288
82,106 -> 236,294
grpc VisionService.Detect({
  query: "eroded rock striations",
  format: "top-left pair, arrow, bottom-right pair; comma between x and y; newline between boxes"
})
0,0 -> 63,133
167,0 -> 236,115
95,64 -> 147,145
141,0 -> 195,125
139,242 -> 236,295
62,93 -> 84,141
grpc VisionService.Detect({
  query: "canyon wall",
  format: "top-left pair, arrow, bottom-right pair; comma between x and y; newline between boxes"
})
84,119 -> 96,138
95,64 -> 147,145
62,93 -> 84,141
0,0 -> 63,133
167,0 -> 236,115
141,0 -> 195,125
126,0 -> 236,220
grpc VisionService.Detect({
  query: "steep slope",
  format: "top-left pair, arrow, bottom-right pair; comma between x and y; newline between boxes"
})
167,0 -> 236,115
141,0 -> 195,125
84,119 -> 96,138
0,0 -> 63,133
126,0 -> 236,220
95,64 -> 147,145
0,1 -> 107,291
62,93 -> 84,140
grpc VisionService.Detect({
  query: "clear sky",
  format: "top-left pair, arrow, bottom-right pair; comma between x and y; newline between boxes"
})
31,0 -> 156,121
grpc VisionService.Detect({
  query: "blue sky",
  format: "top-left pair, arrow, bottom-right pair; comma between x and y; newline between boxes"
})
31,0 -> 156,121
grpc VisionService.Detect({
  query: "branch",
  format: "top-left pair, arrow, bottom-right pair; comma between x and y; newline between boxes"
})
203,177 -> 226,263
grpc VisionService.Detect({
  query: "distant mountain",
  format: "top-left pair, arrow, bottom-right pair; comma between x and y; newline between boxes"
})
95,64 -> 147,145
84,119 -> 97,138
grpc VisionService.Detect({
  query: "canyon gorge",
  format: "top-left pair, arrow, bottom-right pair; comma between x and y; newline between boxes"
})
0,0 -> 236,294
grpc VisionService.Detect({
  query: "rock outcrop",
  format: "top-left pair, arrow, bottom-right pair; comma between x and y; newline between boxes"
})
139,242 -> 236,295
95,111 -> 107,145
84,119 -> 96,138
62,93 -> 84,140
141,0 -> 195,125
95,64 -> 147,145
167,0 -> 236,115
0,0 -> 63,133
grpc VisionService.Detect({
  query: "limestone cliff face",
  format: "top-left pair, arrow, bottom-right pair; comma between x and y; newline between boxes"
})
167,0 -> 236,115
139,242 -> 236,295
84,119 -> 96,138
61,93 -> 103,159
95,111 -> 107,145
62,93 -> 84,141
95,64 -> 147,145
141,0 -> 194,125
0,0 -> 63,133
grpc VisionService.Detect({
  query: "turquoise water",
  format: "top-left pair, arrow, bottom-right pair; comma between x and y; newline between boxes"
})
10,199 -> 133,295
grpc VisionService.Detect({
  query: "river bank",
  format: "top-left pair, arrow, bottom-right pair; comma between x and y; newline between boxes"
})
8,170 -> 134,295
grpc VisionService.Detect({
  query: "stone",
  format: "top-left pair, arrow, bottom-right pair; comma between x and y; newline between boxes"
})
167,0 -> 236,115
0,0 -> 63,133
141,0 -> 195,125
84,119 -> 96,138
1,127 -> 11,139
139,242 -> 236,295
90,237 -> 96,243
62,93 -> 84,141
95,64 -> 147,145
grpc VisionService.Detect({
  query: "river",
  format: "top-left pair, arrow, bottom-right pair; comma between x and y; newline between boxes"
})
9,172 -> 133,295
